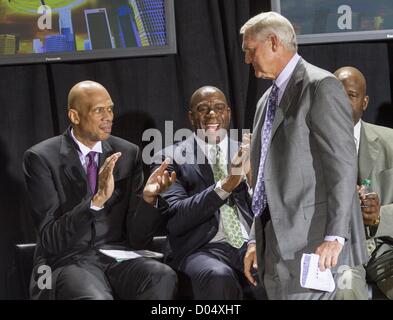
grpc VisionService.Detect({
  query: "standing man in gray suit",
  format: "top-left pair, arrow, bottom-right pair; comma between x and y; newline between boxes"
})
335,66 -> 393,300
241,12 -> 367,299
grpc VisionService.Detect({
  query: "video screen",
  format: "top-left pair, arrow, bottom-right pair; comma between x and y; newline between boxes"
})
275,0 -> 393,35
0,0 -> 170,59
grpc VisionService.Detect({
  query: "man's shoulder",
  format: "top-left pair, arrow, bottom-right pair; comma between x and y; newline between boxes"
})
107,135 -> 139,152
26,135 -> 63,156
301,59 -> 336,84
363,121 -> 393,142
158,136 -> 194,156
152,135 -> 197,167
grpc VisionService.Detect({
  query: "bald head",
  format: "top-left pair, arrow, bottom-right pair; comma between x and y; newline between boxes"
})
334,66 -> 369,124
68,80 -> 109,111
190,86 -> 228,109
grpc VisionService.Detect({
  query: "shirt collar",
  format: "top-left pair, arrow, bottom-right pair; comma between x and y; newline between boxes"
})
354,120 -> 362,154
70,128 -> 102,156
274,53 -> 301,103
194,132 -> 228,161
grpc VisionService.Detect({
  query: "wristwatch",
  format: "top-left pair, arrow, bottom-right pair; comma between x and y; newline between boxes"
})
372,215 -> 380,226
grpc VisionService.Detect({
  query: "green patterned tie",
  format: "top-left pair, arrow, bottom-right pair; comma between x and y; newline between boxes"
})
211,145 -> 244,249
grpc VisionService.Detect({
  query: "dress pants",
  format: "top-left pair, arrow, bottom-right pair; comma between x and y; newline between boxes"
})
178,242 -> 261,300
54,250 -> 177,300
256,209 -> 338,300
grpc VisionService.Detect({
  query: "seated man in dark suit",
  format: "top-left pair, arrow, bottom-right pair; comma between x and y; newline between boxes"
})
23,80 -> 177,300
335,66 -> 393,299
152,86 -> 259,299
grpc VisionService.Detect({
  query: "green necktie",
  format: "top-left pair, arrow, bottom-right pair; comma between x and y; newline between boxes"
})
211,145 -> 244,249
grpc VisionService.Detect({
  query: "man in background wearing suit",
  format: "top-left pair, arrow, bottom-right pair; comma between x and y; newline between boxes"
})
23,80 -> 177,300
241,12 -> 367,299
335,66 -> 393,299
152,86 -> 260,299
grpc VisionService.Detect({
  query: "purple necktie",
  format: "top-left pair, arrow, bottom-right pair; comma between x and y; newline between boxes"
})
252,83 -> 279,216
86,151 -> 98,193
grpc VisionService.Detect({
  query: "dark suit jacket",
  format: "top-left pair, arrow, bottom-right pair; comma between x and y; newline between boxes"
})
152,135 -> 253,269
23,129 -> 167,298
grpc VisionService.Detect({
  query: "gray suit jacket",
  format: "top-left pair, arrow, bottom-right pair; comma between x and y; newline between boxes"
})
358,121 -> 393,239
250,58 -> 367,270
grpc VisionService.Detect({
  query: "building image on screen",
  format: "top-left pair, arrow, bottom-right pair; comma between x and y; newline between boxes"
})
85,8 -> 114,50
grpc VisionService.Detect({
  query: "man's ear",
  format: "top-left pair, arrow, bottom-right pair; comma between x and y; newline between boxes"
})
270,34 -> 280,52
188,110 -> 194,126
68,108 -> 80,125
363,95 -> 369,112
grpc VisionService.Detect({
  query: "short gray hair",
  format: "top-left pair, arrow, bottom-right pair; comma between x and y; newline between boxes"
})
240,11 -> 297,52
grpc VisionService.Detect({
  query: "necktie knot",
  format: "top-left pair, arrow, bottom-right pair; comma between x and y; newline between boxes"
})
87,151 -> 96,164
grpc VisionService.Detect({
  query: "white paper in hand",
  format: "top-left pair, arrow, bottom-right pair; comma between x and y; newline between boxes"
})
300,253 -> 335,292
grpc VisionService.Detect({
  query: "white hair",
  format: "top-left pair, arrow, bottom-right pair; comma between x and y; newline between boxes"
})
240,11 -> 297,52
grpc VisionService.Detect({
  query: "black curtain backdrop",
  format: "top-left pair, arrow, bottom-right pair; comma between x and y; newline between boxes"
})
0,0 -> 392,299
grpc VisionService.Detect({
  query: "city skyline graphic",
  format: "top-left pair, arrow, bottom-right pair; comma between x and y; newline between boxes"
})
0,0 -> 167,56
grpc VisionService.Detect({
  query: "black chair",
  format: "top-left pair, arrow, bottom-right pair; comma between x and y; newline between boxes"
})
14,237 -> 167,299
369,282 -> 389,300
14,243 -> 36,300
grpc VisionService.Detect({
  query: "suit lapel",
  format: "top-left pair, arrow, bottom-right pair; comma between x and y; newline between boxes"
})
358,122 -> 379,181
60,130 -> 89,195
178,135 -> 214,186
270,59 -> 305,143
251,94 -> 268,188
100,139 -> 118,180
194,138 -> 215,186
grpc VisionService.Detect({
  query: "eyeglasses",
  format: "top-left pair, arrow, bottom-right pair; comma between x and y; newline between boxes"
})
195,104 -> 228,115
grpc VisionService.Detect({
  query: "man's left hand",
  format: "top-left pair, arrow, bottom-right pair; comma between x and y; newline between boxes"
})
143,158 -> 176,205
315,240 -> 343,271
360,192 -> 381,226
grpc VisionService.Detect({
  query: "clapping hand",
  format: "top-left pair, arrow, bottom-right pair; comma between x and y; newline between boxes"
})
92,152 -> 122,208
221,133 -> 251,193
143,158 -> 176,205
231,133 -> 251,176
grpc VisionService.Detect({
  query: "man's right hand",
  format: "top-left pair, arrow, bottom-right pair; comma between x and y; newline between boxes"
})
92,152 -> 121,208
244,242 -> 258,286
221,133 -> 251,193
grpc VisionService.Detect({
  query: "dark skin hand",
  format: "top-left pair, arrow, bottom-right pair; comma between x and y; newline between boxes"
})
358,185 -> 381,226
221,133 -> 251,193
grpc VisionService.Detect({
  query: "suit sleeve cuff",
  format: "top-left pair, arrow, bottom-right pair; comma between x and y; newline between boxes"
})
324,235 -> 345,246
90,201 -> 104,211
214,180 -> 231,200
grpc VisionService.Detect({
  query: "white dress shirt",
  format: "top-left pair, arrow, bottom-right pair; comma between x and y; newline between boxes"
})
70,129 -> 103,211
